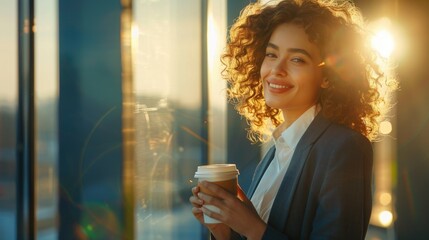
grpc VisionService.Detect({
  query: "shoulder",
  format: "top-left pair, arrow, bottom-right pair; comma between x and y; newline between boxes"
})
317,121 -> 373,171
309,115 -> 372,157
313,113 -> 370,144
327,122 -> 370,148
303,119 -> 374,183
297,113 -> 372,158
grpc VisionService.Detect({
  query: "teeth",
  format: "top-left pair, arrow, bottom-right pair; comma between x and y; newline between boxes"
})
269,83 -> 288,89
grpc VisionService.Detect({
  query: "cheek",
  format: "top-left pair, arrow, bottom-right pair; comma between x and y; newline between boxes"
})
306,80 -> 324,97
260,61 -> 269,78
302,69 -> 324,87
297,74 -> 323,94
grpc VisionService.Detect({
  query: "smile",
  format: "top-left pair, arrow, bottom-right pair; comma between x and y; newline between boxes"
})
269,83 -> 291,89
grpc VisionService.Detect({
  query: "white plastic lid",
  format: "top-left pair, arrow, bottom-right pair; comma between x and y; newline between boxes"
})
194,164 -> 239,180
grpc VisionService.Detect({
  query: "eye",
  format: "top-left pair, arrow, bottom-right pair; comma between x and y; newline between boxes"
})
265,52 -> 277,58
291,57 -> 305,63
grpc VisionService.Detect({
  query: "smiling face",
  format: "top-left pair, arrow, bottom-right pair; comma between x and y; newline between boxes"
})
261,23 -> 325,121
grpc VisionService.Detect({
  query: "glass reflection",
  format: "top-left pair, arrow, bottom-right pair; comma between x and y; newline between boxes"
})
0,1 -> 18,240
133,0 -> 204,239
35,0 -> 58,239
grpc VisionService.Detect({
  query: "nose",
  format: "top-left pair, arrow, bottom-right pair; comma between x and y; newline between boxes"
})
271,59 -> 287,76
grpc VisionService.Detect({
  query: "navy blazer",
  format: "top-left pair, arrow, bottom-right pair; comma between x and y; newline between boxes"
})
234,113 -> 373,240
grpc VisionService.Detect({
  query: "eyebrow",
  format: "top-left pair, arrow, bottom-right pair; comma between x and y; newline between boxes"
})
267,42 -> 314,60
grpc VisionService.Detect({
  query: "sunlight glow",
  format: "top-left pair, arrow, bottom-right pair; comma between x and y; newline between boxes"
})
131,23 -> 139,52
371,29 -> 395,58
206,1 -> 228,164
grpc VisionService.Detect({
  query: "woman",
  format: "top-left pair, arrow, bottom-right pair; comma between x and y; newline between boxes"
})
190,0 -> 395,239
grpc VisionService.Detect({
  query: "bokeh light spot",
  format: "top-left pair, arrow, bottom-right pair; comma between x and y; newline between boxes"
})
379,210 -> 393,227
379,120 -> 393,135
379,192 -> 392,206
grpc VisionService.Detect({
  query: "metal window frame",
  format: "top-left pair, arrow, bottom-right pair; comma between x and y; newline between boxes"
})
17,0 -> 36,239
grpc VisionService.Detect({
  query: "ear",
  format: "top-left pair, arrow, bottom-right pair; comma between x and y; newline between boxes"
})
320,77 -> 329,89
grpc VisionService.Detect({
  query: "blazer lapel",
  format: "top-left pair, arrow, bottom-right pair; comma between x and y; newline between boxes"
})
247,146 -> 276,199
268,113 -> 331,230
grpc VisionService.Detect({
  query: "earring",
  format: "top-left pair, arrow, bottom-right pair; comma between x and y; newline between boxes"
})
321,78 -> 329,88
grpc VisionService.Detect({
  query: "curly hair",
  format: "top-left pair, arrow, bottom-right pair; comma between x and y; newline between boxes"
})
222,0 -> 395,142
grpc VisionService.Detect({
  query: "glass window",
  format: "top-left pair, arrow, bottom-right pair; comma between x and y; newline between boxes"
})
0,1 -> 18,239
132,1 -> 227,239
35,0 -> 59,239
132,0 -> 203,237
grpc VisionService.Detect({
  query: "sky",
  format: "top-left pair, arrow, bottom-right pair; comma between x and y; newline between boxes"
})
0,0 -> 18,103
0,0 -> 57,104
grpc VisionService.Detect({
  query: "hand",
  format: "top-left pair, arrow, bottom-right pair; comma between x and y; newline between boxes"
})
197,181 -> 267,240
189,185 -> 231,240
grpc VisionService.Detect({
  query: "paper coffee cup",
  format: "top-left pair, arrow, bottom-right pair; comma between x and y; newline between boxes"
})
194,164 -> 239,224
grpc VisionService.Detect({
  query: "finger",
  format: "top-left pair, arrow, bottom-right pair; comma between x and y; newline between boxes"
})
189,195 -> 204,207
191,207 -> 205,224
201,206 -> 223,222
192,186 -> 200,196
198,192 -> 224,208
192,207 -> 203,214
200,181 -> 230,199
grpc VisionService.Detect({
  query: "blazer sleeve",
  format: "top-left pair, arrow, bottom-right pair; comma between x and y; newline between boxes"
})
210,231 -> 243,240
260,133 -> 373,240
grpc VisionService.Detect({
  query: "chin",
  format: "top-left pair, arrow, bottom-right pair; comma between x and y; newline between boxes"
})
265,100 -> 288,110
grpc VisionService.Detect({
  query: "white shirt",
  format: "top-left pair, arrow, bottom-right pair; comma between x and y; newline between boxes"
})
251,105 -> 319,222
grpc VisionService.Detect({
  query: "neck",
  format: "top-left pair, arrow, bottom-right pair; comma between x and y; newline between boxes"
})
281,105 -> 314,128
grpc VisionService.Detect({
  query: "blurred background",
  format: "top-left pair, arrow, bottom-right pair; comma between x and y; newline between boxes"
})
0,0 -> 428,239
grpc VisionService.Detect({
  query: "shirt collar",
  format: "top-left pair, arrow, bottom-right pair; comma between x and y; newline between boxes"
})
273,105 -> 319,149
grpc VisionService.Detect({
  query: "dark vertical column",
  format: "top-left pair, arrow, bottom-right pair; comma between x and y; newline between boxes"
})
226,0 -> 260,192
16,0 -> 35,239
200,2 -> 209,239
58,0 -> 126,239
201,0 -> 209,167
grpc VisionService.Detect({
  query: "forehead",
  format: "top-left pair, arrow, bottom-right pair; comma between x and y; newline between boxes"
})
268,23 -> 320,55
